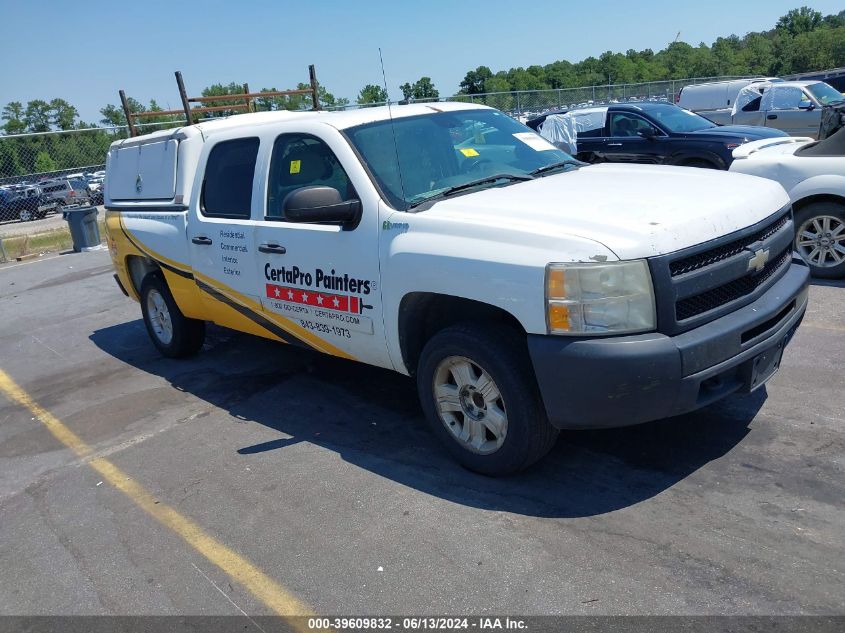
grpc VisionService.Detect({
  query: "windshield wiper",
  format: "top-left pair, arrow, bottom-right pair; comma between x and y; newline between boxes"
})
408,173 -> 533,209
529,159 -> 582,177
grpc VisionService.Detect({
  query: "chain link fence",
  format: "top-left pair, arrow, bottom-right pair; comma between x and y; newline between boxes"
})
0,74 -> 758,221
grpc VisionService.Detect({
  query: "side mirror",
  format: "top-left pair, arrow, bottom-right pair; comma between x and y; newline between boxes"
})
798,102 -> 816,111
638,127 -> 657,139
283,186 -> 361,225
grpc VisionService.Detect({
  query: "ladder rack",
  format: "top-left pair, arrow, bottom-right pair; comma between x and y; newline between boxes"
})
119,65 -> 320,137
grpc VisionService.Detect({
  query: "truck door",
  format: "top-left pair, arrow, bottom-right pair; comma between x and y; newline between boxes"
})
603,112 -> 667,164
187,136 -> 264,333
252,131 -> 391,369
761,86 -> 820,136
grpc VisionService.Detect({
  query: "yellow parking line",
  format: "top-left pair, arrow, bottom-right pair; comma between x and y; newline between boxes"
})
0,368 -> 315,623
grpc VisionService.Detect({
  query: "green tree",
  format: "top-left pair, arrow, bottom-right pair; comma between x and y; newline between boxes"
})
399,77 -> 440,101
49,98 -> 78,130
34,151 -> 56,173
99,104 -> 126,127
24,100 -> 52,132
776,7 -> 823,36
2,102 -> 26,135
459,66 -> 493,94
357,84 -> 388,106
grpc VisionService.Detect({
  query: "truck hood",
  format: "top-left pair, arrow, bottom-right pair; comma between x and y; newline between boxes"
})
688,125 -> 789,140
422,163 -> 790,260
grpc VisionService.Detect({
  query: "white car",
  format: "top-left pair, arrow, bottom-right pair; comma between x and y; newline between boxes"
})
730,129 -> 845,278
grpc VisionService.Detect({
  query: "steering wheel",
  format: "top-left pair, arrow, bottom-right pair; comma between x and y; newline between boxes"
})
461,157 -> 492,174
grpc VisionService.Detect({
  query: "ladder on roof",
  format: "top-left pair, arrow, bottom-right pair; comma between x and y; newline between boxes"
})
119,65 -> 320,137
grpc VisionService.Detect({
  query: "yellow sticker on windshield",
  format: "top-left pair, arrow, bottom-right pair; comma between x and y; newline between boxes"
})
460,148 -> 480,157
289,160 -> 301,174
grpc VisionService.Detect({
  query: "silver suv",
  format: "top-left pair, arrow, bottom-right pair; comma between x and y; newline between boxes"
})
39,178 -> 91,208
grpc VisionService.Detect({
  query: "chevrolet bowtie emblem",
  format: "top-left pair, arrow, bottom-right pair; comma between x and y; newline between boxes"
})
747,248 -> 770,273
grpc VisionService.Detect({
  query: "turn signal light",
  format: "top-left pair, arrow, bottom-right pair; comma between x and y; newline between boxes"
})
548,303 -> 571,331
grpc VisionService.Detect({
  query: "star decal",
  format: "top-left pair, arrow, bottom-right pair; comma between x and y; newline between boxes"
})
301,292 -> 309,302
332,297 -> 340,308
316,295 -> 324,305
287,290 -> 294,300
274,288 -> 281,297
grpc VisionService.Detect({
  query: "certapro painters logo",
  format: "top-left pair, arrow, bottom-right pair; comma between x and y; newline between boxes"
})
263,264 -> 375,334
264,264 -> 372,299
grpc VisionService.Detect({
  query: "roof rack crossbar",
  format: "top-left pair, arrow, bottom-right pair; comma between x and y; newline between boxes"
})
118,65 -> 320,137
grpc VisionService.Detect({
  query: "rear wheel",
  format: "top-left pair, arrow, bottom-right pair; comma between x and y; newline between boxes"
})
681,159 -> 719,169
18,208 -> 34,222
140,274 -> 206,358
794,201 -> 845,278
417,323 -> 558,476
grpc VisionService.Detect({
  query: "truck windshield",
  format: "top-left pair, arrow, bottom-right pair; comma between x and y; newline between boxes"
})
645,105 -> 716,133
345,109 -> 576,210
806,82 -> 845,106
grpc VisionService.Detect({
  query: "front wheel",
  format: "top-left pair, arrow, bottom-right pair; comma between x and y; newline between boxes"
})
140,274 -> 206,358
417,323 -> 558,476
794,202 -> 845,279
18,208 -> 34,222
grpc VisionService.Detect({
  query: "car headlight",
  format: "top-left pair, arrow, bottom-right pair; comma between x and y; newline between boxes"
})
545,260 -> 656,335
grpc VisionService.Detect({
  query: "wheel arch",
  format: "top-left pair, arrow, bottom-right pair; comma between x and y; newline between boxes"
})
791,192 -> 845,213
398,292 -> 526,376
668,151 -> 726,170
125,255 -> 162,298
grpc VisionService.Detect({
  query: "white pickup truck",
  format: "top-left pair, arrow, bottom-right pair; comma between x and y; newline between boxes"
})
104,102 -> 809,475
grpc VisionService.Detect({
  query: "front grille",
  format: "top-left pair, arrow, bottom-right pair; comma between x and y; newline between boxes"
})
675,247 -> 792,321
670,213 -> 790,277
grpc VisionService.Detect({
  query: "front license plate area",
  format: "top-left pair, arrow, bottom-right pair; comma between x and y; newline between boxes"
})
742,339 -> 785,392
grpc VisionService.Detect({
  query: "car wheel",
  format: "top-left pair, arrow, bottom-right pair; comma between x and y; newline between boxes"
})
416,323 -> 558,476
140,274 -> 206,358
682,159 -> 719,169
794,202 -> 845,279
18,208 -> 34,222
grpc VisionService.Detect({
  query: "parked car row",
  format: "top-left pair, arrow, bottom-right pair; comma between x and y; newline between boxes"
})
0,170 -> 104,223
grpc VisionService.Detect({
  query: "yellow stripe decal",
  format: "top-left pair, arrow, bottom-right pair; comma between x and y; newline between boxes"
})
116,215 -> 354,360
0,368 -> 316,623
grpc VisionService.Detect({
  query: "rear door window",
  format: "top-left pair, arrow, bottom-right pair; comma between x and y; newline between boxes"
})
201,137 -> 259,219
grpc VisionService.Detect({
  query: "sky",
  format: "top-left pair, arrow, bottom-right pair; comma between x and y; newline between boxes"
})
1,0 -> 843,125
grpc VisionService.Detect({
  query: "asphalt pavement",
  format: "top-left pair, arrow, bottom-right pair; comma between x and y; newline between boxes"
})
0,250 -> 843,617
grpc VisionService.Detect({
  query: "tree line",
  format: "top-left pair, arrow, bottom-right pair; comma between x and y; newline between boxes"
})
1,6 -> 843,178
458,7 -> 845,95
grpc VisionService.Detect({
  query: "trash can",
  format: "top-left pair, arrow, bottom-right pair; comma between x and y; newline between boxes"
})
63,205 -> 103,252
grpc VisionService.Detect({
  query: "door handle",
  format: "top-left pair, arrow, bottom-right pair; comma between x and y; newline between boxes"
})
607,143 -> 623,147
259,243 -> 287,255
191,236 -> 212,246
767,114 -> 778,120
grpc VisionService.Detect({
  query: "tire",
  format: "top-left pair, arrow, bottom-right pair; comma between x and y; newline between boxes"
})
18,208 -> 34,222
681,159 -> 719,170
793,201 -> 845,279
416,323 -> 558,476
139,274 -> 206,358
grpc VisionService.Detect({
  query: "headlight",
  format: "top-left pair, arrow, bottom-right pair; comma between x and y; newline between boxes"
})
545,260 -> 656,335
